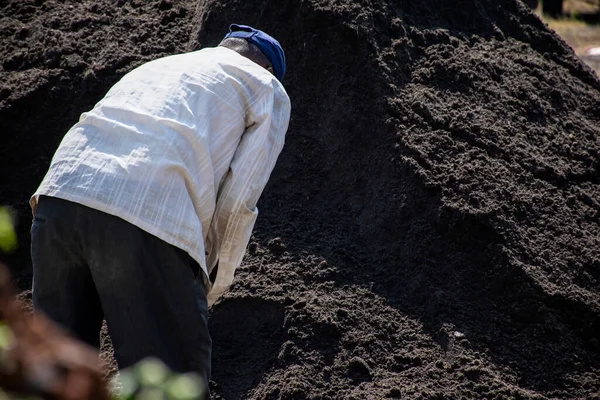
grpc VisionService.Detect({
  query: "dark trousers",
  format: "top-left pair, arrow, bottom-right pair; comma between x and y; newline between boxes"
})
31,196 -> 211,394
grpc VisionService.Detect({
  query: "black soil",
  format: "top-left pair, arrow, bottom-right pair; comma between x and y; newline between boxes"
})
2,0 -> 600,399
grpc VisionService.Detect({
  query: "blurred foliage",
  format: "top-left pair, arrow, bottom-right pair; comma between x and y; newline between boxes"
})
0,323 -> 14,351
0,207 -> 17,254
116,358 -> 205,400
0,352 -> 205,399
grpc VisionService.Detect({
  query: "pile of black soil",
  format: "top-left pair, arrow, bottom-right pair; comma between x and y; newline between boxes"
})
2,0 -> 600,399
0,0 -> 193,285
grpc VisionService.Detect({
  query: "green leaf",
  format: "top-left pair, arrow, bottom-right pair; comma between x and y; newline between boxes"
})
0,323 -> 14,350
134,388 -> 164,400
0,207 -> 17,254
135,358 -> 169,387
165,373 -> 204,400
115,369 -> 139,399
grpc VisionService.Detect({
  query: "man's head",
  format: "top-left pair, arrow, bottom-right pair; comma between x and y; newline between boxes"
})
219,24 -> 286,83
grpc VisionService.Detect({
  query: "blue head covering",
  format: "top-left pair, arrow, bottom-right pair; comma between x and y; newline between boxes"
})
223,24 -> 286,83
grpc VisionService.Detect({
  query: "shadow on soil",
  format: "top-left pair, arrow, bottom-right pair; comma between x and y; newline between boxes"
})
209,298 -> 285,399
252,163 -> 600,394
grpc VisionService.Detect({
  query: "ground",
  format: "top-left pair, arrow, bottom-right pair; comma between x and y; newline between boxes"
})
1,0 -> 599,399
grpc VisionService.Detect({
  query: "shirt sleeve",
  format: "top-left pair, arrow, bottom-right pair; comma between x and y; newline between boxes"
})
206,82 -> 291,307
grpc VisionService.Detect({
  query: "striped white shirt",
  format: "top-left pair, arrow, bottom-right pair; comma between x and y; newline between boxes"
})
31,46 -> 291,306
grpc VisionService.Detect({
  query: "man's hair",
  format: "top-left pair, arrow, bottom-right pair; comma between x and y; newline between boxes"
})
219,37 -> 271,69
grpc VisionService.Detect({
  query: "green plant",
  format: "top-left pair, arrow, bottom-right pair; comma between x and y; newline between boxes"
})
115,358 -> 205,400
0,207 -> 17,254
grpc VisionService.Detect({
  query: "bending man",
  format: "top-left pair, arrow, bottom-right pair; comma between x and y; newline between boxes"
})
30,24 -> 290,395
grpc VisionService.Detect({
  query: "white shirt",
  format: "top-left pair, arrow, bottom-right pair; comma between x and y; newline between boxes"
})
31,46 -> 291,306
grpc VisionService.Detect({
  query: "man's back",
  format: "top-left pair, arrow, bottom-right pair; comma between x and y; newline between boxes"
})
32,46 -> 291,280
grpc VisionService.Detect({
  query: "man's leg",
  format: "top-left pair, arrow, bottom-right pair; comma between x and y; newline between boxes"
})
31,196 -> 104,348
77,206 -> 211,392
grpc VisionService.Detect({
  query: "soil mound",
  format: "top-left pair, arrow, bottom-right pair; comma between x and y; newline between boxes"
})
0,0 -> 194,285
2,0 -> 600,399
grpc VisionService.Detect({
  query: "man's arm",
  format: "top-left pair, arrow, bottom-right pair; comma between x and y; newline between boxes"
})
206,84 -> 291,306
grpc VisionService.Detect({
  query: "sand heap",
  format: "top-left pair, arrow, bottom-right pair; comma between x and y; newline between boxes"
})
1,0 -> 600,398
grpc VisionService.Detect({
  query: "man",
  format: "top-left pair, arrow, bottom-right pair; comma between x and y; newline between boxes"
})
29,24 -> 290,394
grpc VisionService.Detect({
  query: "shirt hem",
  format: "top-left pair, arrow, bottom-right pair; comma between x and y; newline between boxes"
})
30,192 -> 211,286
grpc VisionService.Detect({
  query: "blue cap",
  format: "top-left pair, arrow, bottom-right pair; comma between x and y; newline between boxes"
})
223,24 -> 286,83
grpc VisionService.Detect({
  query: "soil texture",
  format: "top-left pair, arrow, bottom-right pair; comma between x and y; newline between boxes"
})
1,0 -> 600,399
